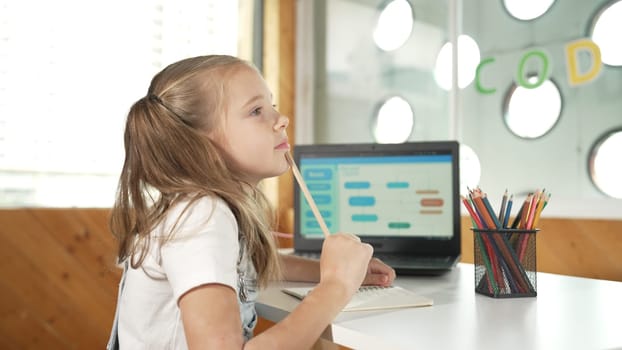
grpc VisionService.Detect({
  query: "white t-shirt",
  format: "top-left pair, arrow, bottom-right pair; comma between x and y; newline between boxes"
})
116,196 -> 258,349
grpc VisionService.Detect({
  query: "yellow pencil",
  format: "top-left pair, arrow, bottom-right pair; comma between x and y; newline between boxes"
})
531,193 -> 547,229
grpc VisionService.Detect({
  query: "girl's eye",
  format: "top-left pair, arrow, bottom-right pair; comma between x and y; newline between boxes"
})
250,107 -> 262,116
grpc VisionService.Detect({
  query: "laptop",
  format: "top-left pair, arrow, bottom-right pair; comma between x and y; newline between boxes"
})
291,141 -> 461,275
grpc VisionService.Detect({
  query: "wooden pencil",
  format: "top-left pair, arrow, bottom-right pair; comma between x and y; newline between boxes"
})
285,152 -> 331,238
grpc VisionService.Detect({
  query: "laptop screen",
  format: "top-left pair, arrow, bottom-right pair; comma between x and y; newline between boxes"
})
293,141 -> 461,255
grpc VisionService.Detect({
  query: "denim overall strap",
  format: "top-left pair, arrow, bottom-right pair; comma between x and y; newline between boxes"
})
106,261 -> 128,350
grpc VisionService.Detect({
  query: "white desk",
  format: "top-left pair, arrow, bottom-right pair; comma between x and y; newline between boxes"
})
256,263 -> 622,350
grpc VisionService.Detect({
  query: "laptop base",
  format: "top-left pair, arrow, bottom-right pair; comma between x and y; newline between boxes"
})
291,251 -> 458,276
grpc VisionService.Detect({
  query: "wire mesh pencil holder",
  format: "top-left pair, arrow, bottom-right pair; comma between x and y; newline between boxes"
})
472,228 -> 538,298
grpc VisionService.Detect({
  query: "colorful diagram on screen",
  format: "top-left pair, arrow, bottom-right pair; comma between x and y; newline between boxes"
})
299,155 -> 453,238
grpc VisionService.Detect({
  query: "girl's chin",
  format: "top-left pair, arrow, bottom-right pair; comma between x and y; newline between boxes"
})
255,166 -> 290,183
273,163 -> 291,177
275,165 -> 291,177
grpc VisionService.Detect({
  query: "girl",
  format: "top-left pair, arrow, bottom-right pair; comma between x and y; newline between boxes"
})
108,55 -> 395,349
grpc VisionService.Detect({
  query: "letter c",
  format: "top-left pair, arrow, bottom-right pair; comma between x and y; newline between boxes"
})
475,57 -> 496,94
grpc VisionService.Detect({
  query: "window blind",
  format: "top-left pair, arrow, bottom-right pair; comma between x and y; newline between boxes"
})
0,0 -> 239,207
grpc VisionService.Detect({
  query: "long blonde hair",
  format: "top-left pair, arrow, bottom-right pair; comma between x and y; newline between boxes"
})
110,55 -> 281,287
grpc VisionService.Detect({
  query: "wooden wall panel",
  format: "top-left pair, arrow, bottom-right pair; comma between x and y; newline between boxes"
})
533,217 -> 622,281
0,246 -> 73,349
0,209 -> 120,350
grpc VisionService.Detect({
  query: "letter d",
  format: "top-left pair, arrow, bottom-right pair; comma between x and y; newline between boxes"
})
565,39 -> 602,86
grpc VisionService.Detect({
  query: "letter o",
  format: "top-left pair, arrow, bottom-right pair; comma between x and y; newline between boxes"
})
517,50 -> 550,89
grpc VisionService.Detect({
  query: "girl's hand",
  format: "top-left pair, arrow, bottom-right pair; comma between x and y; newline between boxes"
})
362,258 -> 396,287
318,233 -> 373,297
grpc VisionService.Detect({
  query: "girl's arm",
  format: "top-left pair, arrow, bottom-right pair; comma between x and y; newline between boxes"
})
246,233 -> 370,349
280,254 -> 320,282
246,279 -> 350,349
180,233 -> 374,350
180,284 -> 246,349
179,276 -> 351,350
280,252 -> 396,286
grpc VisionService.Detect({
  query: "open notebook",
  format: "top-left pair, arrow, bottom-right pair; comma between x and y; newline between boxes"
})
282,285 -> 433,312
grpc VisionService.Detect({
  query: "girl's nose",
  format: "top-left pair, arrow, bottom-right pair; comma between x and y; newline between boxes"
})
274,113 -> 289,131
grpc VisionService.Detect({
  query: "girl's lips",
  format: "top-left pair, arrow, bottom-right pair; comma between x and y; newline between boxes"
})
275,141 -> 290,150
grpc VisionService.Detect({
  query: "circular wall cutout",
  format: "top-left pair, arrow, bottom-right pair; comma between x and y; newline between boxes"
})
372,96 -> 414,144
503,77 -> 563,139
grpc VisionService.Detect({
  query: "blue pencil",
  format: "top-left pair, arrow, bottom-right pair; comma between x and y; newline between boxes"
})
498,189 -> 508,223
482,194 -> 502,229
502,195 -> 513,229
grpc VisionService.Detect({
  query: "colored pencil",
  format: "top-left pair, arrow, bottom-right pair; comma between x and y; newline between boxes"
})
502,195 -> 513,229
525,190 -> 541,230
471,192 -> 524,290
498,189 -> 508,224
469,191 -> 505,289
510,196 -> 527,229
532,193 -> 548,229
462,195 -> 497,294
285,152 -> 331,238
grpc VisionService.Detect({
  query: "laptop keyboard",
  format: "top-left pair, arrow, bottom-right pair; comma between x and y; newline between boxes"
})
373,254 -> 452,268
292,251 -> 321,259
292,251 -> 453,269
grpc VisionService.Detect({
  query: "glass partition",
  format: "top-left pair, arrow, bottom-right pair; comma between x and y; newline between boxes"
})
297,0 -> 622,218
301,0 -> 452,145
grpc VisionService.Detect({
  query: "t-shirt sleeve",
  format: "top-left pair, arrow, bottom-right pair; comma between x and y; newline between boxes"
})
159,197 -> 240,303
